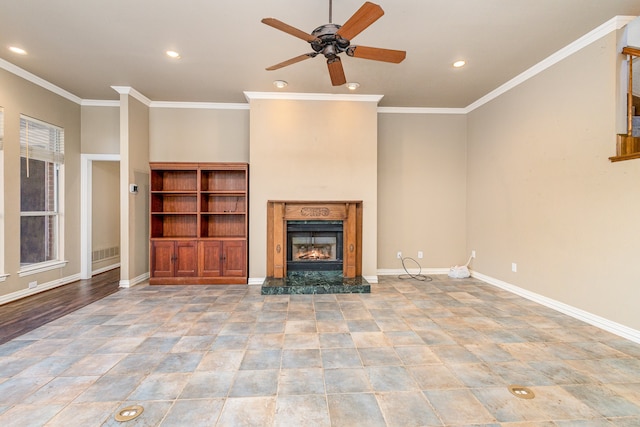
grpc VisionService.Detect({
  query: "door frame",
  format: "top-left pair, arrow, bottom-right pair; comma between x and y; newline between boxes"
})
80,153 -> 121,279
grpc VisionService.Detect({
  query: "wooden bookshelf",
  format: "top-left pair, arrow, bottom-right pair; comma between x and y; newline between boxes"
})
149,162 -> 248,285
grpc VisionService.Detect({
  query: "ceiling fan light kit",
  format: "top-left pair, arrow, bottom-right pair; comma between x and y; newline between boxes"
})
262,1 -> 406,86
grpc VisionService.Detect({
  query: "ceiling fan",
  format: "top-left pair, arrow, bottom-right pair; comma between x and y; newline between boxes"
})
261,1 -> 406,86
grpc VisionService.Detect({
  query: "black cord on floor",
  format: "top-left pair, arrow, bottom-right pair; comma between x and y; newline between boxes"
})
398,257 -> 433,282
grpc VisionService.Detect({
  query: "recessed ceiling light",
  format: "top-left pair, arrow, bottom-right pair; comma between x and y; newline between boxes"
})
273,80 -> 288,89
453,60 -> 466,68
166,50 -> 181,59
346,82 -> 360,90
9,46 -> 27,55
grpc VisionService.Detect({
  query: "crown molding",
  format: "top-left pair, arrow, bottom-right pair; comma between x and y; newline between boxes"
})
465,15 -> 636,113
378,106 -> 467,115
150,101 -> 249,110
244,91 -> 384,103
0,57 -> 82,104
111,86 -> 151,106
81,99 -> 120,107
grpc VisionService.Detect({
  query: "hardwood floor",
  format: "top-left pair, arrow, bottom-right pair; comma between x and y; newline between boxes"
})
0,268 -> 121,345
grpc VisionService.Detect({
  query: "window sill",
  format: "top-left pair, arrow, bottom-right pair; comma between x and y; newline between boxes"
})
0,274 -> 8,282
18,260 -> 69,277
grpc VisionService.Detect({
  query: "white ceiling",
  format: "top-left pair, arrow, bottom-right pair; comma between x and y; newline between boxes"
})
0,0 -> 639,107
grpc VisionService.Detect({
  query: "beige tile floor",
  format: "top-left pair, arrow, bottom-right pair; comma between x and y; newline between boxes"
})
1,275 -> 640,426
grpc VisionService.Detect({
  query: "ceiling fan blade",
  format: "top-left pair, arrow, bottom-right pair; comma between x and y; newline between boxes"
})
327,57 -> 346,86
335,2 -> 384,41
261,18 -> 318,42
348,45 -> 406,63
266,53 -> 316,71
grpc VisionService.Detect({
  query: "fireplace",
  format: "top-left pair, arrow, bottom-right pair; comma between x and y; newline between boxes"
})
267,201 -> 362,278
287,221 -> 343,271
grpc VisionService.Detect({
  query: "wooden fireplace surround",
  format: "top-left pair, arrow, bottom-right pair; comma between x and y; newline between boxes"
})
267,201 -> 363,278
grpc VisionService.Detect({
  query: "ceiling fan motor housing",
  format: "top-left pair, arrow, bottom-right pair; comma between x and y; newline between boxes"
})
310,24 -> 350,59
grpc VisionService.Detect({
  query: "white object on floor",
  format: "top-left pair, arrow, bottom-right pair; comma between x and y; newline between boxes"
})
448,254 -> 473,278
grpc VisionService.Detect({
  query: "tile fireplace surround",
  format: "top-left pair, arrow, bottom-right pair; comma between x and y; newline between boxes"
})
263,201 -> 369,295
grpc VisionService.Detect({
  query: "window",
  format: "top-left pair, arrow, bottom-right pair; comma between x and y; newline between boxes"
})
20,116 -> 64,267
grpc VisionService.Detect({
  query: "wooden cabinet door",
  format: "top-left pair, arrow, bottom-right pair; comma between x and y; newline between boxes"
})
199,241 -> 222,277
175,241 -> 198,276
151,240 -> 175,278
222,240 -> 246,277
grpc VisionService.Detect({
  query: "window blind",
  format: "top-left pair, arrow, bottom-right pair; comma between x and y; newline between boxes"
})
20,116 -> 64,164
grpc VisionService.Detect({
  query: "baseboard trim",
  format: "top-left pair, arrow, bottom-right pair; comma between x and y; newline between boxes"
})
0,273 -> 82,306
471,271 -> 640,345
377,268 -> 451,276
119,272 -> 150,288
92,263 -> 121,276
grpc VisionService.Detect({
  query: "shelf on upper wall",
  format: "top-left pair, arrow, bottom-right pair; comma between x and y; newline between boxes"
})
613,46 -> 640,162
609,134 -> 640,162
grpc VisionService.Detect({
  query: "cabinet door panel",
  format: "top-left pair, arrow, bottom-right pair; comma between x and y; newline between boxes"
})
175,241 -> 198,277
151,241 -> 175,277
199,241 -> 222,277
223,240 -> 246,277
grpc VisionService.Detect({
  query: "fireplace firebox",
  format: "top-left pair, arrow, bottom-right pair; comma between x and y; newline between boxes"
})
287,221 -> 343,271
267,201 -> 362,279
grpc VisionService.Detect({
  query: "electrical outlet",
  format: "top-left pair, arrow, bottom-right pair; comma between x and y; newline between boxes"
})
471,250 -> 476,258
512,263 -> 517,272
417,251 -> 423,259
28,281 -> 38,289
397,251 -> 402,259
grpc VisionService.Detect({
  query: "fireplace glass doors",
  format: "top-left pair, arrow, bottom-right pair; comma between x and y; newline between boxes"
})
286,221 -> 343,271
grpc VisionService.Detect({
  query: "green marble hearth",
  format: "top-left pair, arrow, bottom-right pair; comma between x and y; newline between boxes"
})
261,271 -> 371,295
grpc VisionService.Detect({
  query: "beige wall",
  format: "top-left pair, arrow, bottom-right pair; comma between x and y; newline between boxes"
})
81,106 -> 119,154
149,108 -> 249,162
0,68 -> 81,297
377,113 -> 468,269
119,95 -> 150,282
92,161 -> 120,272
467,31 -> 640,330
248,97 -> 379,279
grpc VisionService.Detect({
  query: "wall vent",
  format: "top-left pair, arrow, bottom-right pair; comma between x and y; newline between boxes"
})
92,246 -> 120,262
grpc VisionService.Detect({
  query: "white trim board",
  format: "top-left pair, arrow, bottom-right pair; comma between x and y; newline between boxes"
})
80,153 -> 120,280
0,273 -> 81,306
464,15 -> 636,113
119,272 -> 149,288
472,270 -> 640,345
0,58 -> 82,104
377,268 -> 451,276
92,263 -> 121,276
244,91 -> 384,103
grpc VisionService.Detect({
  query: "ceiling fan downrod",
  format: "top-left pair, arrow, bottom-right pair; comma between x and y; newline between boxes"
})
329,0 -> 333,23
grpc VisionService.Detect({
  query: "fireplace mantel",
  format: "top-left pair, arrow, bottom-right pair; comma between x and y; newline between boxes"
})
267,201 -> 363,278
